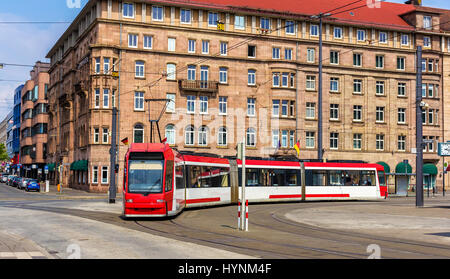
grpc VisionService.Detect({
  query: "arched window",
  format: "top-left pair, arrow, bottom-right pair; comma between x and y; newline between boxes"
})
246,128 -> 256,147
198,126 -> 208,146
218,127 -> 227,146
133,124 -> 144,143
185,125 -> 194,145
165,124 -> 175,145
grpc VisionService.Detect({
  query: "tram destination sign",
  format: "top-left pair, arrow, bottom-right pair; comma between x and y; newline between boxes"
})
438,142 -> 450,156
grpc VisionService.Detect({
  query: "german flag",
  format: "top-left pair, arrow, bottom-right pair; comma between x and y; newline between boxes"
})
294,141 -> 300,156
121,137 -> 129,145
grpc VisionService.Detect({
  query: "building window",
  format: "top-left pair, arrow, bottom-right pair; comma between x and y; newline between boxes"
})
143,35 -> 153,49
208,12 -> 218,27
353,53 -> 362,67
248,70 -> 256,85
168,37 -> 176,52
95,57 -> 101,74
281,130 -> 288,148
424,36 -> 431,47
330,133 -> 339,150
235,15 -> 245,30
272,100 -> 280,117
166,93 -> 175,113
103,58 -> 110,74
281,73 -> 289,87
353,79 -> 362,94
134,91 -> 144,111
423,16 -> 432,29
281,100 -> 288,117
180,9 -> 191,24
188,39 -> 196,53
379,32 -> 387,44
248,45 -> 256,58
185,125 -> 194,145
334,27 -> 342,39
246,128 -> 256,147
102,128 -> 109,144
220,42 -> 228,56
285,48 -> 292,60
357,29 -> 366,41
123,3 -> 135,18
398,135 -> 406,151
128,34 -> 138,48
93,128 -> 99,144
376,81 -> 385,95
272,47 -> 280,59
272,72 -> 280,87
353,134 -> 362,150
286,20 -> 295,34
397,57 -> 405,70
219,96 -> 227,115
152,6 -> 164,21
101,166 -> 108,184
376,134 -> 384,151
376,106 -> 385,123
260,17 -> 270,30
306,102 -> 315,119
306,75 -> 316,90
187,65 -> 196,80
330,51 -> 339,65
307,48 -> 315,63
375,55 -> 384,68
94,89 -> 100,108
199,96 -> 208,114
135,61 -> 145,78
202,40 -> 209,54
272,130 -> 279,148
401,34 -> 409,46
187,95 -> 195,113
330,104 -> 339,120
133,124 -> 144,143
219,67 -> 228,84
398,108 -> 406,124
306,132 -> 315,148
330,77 -> 339,92
92,166 -> 98,183
398,83 -> 406,96
218,127 -> 227,146
103,89 -> 109,108
198,126 -> 208,146
247,98 -> 256,116
353,105 -> 362,122
166,63 -> 176,80
310,24 -> 318,36
165,125 -> 175,145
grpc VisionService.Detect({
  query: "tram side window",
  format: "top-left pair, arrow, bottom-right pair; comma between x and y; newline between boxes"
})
377,171 -> 386,186
175,165 -> 185,190
328,170 -> 344,186
165,160 -> 174,192
360,171 -> 376,186
306,170 -> 327,186
239,168 -> 301,186
187,165 -> 230,188
210,167 -> 230,187
343,170 -> 360,186
188,166 -> 201,188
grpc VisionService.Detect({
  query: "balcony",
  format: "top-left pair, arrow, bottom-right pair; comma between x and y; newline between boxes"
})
178,80 -> 219,93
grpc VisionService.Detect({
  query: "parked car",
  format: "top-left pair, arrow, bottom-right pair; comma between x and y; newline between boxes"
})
1,174 -> 8,183
25,179 -> 40,192
12,177 -> 21,188
7,175 -> 16,186
18,178 -> 30,190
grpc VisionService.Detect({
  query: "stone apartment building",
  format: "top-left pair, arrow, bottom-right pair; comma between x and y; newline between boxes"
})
20,61 -> 50,179
45,0 -> 450,193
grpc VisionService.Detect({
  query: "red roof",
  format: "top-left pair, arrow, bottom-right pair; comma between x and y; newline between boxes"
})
151,0 -> 417,30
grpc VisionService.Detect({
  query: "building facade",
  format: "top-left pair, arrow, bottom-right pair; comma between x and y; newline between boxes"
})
10,84 -> 24,165
20,62 -> 50,179
45,0 -> 450,193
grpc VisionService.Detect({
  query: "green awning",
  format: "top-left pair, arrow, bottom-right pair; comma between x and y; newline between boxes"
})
70,160 -> 88,171
423,164 -> 438,175
46,163 -> 56,171
395,162 -> 412,174
376,161 -> 390,173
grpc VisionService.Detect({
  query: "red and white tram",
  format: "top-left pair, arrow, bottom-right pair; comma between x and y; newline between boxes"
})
122,143 -> 387,218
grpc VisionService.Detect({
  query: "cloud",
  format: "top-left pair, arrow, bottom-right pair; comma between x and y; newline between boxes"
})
0,12 -> 69,120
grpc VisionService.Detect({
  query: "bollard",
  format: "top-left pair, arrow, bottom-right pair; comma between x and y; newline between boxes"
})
245,200 -> 249,232
237,201 -> 241,230
46,180 -> 49,193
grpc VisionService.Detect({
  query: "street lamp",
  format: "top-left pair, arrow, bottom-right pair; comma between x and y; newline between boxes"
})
310,13 -> 331,161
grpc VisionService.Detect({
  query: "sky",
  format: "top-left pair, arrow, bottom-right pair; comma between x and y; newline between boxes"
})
0,0 -> 450,121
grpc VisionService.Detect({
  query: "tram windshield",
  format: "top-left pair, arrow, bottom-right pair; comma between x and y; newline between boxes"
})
128,160 -> 164,193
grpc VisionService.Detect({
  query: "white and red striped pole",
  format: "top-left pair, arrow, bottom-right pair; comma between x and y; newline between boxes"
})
237,200 -> 241,230
245,200 -> 249,231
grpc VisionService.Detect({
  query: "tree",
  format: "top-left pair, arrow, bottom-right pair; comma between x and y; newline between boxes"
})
0,143 -> 10,162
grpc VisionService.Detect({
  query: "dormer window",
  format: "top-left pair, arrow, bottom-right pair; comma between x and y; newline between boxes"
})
423,16 -> 432,29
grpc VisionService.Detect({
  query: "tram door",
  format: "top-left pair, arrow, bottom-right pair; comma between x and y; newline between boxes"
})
396,176 -> 408,196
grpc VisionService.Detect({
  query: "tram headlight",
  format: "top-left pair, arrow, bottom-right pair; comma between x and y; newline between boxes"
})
156,199 -> 165,203
126,199 -> 133,203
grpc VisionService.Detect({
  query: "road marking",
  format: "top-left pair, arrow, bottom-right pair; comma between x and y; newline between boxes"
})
0,251 -> 46,259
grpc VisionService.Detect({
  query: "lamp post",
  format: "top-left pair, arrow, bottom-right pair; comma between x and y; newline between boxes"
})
416,46 -> 424,207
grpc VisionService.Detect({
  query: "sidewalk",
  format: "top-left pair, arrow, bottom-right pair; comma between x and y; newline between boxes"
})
0,230 -> 54,259
37,183 -> 120,200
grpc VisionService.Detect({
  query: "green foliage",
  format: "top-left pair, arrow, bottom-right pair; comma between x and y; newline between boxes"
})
0,143 -> 10,161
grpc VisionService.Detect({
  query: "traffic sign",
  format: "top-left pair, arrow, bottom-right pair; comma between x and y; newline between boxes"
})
438,142 -> 450,156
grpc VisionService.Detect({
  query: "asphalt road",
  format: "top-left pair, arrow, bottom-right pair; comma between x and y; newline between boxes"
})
1,182 -> 450,259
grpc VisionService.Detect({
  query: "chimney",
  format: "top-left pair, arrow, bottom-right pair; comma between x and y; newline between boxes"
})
404,0 -> 422,5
